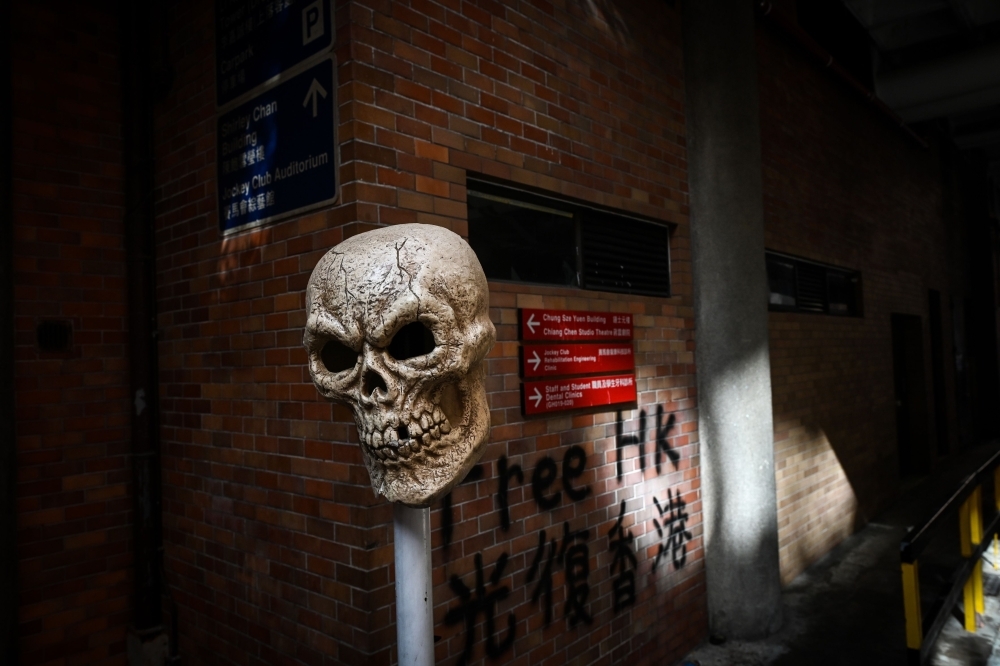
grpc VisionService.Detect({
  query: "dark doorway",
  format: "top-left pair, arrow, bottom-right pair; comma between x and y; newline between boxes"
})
892,314 -> 930,476
952,299 -> 974,449
928,290 -> 949,456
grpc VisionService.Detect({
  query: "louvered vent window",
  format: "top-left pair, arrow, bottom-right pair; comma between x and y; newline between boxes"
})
581,212 -> 671,297
766,251 -> 862,317
467,178 -> 672,297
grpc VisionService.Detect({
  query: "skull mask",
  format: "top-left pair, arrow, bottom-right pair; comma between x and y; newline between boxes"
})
303,224 -> 496,507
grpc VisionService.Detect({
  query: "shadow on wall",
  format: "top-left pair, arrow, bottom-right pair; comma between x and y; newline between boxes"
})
768,310 -> 902,583
803,407 -> 895,528
700,334 -> 868,586
777,423 -> 860,584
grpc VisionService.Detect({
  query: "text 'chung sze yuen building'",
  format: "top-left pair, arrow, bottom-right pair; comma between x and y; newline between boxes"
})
3,0 -> 1000,664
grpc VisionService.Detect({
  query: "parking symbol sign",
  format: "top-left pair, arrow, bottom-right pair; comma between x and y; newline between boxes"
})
216,0 -> 334,107
302,0 -> 324,45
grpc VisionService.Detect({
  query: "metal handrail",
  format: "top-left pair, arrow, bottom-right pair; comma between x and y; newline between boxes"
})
918,511 -> 1000,664
901,449 -> 1000,562
899,448 -> 1000,665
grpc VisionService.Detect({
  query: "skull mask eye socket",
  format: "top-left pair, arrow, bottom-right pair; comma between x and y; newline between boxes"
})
387,321 -> 436,361
321,339 -> 360,373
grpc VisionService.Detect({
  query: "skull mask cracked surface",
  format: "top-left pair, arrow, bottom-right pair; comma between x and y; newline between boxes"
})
303,224 -> 496,507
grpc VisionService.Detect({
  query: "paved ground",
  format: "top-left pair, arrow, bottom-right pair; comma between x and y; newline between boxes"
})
681,442 -> 1000,666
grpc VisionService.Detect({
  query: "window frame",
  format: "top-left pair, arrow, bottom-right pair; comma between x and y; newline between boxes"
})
765,249 -> 864,317
467,176 -> 675,298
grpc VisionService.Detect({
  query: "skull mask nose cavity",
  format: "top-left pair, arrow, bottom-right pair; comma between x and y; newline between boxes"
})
362,368 -> 388,398
397,424 -> 409,441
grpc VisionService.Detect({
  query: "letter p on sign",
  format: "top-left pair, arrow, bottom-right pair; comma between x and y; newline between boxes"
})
302,0 -> 324,45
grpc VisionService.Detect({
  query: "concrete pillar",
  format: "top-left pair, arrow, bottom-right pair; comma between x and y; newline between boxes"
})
682,0 -> 783,639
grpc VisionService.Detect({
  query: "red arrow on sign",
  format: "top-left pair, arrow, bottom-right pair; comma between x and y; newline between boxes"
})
521,343 -> 634,378
522,374 -> 637,415
520,308 -> 633,341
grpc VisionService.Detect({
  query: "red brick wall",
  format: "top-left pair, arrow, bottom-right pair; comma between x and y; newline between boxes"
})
756,24 -> 959,583
155,0 -> 702,664
12,1 -> 132,663
11,0 -> 984,661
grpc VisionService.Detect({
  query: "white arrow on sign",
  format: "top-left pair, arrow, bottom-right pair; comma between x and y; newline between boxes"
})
530,387 -> 543,408
529,351 -> 541,371
526,313 -> 539,334
303,78 -> 327,118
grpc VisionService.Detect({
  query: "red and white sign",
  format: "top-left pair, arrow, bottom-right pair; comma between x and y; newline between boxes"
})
520,308 -> 633,342
522,373 -> 637,415
522,343 -> 634,378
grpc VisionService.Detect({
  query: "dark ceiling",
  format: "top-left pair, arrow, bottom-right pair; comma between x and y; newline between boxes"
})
840,0 -> 1000,160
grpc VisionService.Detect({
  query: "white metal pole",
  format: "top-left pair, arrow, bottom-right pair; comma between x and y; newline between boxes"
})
394,503 -> 434,666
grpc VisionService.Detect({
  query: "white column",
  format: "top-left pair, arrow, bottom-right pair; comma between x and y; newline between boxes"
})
394,504 -> 434,666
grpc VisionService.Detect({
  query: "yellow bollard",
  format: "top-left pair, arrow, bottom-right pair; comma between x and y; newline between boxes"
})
972,487 -> 985,614
994,468 -> 1000,570
901,561 -> 923,649
976,564 -> 986,614
964,579 -> 977,631
960,495 -> 977,632
972,487 -> 983,544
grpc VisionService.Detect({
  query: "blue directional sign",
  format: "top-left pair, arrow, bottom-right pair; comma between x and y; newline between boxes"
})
216,0 -> 334,107
217,58 -> 337,234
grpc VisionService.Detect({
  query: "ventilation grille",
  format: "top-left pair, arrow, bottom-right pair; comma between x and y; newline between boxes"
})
581,214 -> 671,297
795,263 -> 827,313
765,251 -> 862,317
467,178 -> 673,298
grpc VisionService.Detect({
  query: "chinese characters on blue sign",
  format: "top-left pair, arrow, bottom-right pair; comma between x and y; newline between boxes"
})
217,59 -> 337,234
216,0 -> 337,234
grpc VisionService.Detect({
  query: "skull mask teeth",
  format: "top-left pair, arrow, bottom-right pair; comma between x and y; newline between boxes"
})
303,224 -> 495,507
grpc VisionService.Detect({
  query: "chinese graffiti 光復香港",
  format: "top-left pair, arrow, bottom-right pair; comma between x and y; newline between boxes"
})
440,404 -> 691,664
